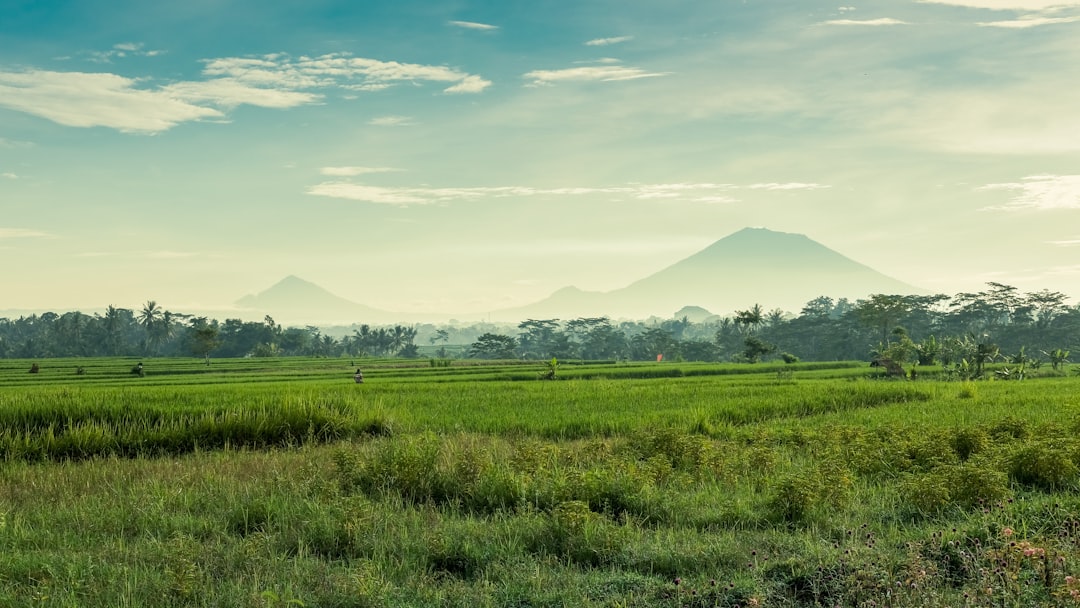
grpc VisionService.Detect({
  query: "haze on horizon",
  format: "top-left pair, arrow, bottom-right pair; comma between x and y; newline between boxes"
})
2,0 -> 1079,316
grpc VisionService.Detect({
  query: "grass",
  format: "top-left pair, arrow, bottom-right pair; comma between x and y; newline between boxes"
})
0,356 -> 1078,606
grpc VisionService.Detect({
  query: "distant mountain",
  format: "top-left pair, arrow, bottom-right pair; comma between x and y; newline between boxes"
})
492,227 -> 922,320
235,275 -> 397,324
673,306 -> 717,323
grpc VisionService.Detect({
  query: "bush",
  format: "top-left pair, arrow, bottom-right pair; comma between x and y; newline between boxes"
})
951,427 -> 989,461
766,460 -> 851,524
531,500 -> 628,567
1007,441 -> 1079,490
900,463 -> 1009,514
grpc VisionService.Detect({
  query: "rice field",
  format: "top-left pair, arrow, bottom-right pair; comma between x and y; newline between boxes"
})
0,356 -> 1078,606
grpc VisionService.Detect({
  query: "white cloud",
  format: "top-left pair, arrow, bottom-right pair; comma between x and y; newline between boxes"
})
163,78 -> 320,108
979,175 -> 1080,210
978,14 -> 1080,26
2,172 -> 17,179
444,74 -> 493,94
747,182 -> 831,190
0,70 -> 222,133
838,6 -> 857,12
0,52 -> 490,133
218,53 -> 491,93
0,228 -> 52,239
448,20 -> 498,30
1048,237 -> 1080,246
85,42 -> 165,63
369,115 -> 414,126
308,182 -> 431,205
821,18 -> 909,25
308,180 -> 824,206
524,64 -> 668,86
916,0 -> 1080,9
319,166 -> 402,176
585,36 -> 633,46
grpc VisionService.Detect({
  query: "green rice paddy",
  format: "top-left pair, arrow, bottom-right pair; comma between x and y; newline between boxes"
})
0,357 -> 1078,606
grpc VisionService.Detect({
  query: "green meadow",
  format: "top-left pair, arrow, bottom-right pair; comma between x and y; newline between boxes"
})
1,357 -> 1078,607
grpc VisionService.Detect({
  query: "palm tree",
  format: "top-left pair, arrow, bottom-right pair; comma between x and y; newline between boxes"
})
735,303 -> 765,335
139,301 -> 163,354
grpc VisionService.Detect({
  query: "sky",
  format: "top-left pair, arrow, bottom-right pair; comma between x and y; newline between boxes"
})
2,0 -> 1079,317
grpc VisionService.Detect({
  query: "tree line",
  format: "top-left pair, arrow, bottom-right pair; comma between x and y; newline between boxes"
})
2,283 -> 1077,370
464,283 -> 1078,372
0,300 -> 420,361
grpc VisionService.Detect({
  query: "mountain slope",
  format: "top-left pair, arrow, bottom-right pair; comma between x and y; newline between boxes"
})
235,275 -> 395,324
493,227 -> 922,320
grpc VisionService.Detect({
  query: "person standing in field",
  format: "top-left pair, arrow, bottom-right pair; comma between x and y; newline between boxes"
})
353,368 -> 364,383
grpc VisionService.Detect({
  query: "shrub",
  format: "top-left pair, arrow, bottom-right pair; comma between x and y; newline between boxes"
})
532,500 -> 628,567
951,427 -> 989,461
1007,441 -> 1079,490
900,463 -> 1009,514
766,460 -> 851,524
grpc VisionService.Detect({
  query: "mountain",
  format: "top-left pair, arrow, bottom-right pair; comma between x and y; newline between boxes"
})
234,275 -> 397,324
492,227 -> 922,320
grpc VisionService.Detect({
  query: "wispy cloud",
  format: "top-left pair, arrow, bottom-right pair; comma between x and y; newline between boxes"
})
0,228 -> 52,239
585,36 -> 633,46
978,14 -> 1080,26
444,74 -> 492,94
85,42 -> 164,63
319,166 -> 402,176
0,137 -> 33,148
979,175 -> 1080,210
747,182 -> 831,190
0,52 -> 490,133
163,78 -> 319,109
916,0 -> 1080,9
524,63 -> 667,86
0,70 -> 221,133
821,18 -> 909,25
1048,237 -> 1080,246
2,172 -> 17,179
203,53 -> 491,95
307,180 -> 825,206
75,250 -> 204,258
369,115 -> 414,127
448,20 -> 498,30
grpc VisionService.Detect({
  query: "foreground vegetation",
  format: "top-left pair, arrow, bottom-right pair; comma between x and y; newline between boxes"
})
1,357 -> 1078,606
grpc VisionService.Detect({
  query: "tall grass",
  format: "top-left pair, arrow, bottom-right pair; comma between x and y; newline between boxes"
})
0,357 -> 1078,605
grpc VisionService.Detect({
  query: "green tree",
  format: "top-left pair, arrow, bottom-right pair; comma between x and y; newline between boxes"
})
139,300 -> 163,354
1042,348 -> 1070,371
742,336 -> 776,363
468,333 -> 518,359
734,304 -> 765,335
187,319 -> 222,365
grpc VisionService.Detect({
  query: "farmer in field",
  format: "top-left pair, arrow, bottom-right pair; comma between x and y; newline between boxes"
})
132,362 -> 144,377
354,368 -> 364,383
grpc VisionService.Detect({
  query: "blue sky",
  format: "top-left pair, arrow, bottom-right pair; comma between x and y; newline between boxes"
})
2,0 -> 1079,316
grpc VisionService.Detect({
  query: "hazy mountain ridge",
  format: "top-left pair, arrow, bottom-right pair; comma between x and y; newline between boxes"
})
2,229 -> 924,325
488,227 -> 922,320
234,275 -> 398,324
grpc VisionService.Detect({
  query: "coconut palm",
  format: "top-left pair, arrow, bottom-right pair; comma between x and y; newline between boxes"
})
734,304 -> 765,335
139,301 -> 163,354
